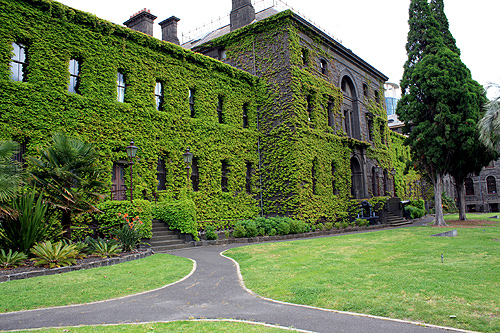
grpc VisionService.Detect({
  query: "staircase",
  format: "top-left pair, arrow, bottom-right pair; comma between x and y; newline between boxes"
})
387,211 -> 412,227
146,219 -> 193,252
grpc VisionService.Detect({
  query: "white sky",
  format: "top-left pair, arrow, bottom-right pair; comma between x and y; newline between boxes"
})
57,0 -> 500,96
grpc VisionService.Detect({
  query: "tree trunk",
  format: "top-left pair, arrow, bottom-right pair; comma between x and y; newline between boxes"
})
455,180 -> 467,221
433,174 -> 447,226
61,210 -> 72,240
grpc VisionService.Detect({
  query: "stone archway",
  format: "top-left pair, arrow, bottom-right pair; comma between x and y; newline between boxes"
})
341,75 -> 360,140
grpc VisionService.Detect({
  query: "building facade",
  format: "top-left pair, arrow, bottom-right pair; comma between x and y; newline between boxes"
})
1,0 -> 414,222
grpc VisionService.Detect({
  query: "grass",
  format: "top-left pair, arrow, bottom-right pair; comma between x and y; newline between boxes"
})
444,212 -> 500,225
8,320 -> 294,332
0,254 -> 193,313
225,226 -> 500,333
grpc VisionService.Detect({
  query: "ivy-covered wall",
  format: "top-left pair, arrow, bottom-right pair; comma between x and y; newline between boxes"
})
0,0 -> 419,225
0,0 -> 260,221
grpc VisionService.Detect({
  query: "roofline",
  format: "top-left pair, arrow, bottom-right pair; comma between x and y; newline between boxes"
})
290,13 -> 389,82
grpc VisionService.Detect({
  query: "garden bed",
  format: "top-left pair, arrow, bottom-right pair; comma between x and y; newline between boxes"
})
0,248 -> 153,283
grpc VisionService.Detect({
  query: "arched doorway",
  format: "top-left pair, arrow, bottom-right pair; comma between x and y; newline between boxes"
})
351,157 -> 363,199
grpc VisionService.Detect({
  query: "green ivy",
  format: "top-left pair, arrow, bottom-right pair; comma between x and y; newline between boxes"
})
152,199 -> 198,240
95,200 -> 152,238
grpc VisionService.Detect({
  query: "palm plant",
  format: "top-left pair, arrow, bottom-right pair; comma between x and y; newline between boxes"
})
0,141 -> 24,215
0,249 -> 28,268
479,83 -> 500,150
27,133 -> 107,240
30,240 -> 78,268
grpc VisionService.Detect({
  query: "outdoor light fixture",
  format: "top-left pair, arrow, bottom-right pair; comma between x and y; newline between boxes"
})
183,148 -> 194,183
126,140 -> 139,202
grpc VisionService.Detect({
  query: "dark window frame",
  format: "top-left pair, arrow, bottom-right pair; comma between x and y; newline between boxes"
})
487,176 -> 497,194
245,162 -> 252,194
189,88 -> 195,117
242,103 -> 249,128
217,96 -> 224,124
320,59 -> 327,75
221,160 -> 229,192
191,158 -> 199,192
327,98 -> 334,128
156,157 -> 166,191
68,58 -> 80,94
465,177 -> 474,196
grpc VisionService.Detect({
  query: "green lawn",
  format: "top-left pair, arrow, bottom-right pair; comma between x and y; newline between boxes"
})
225,226 -> 500,333
0,254 -> 193,313
444,212 -> 500,222
9,320 -> 293,332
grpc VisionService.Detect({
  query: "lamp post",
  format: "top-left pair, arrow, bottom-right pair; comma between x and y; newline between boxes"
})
126,140 -> 138,203
183,148 -> 193,184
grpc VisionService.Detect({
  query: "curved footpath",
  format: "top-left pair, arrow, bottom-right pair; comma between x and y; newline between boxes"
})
0,217 -> 472,333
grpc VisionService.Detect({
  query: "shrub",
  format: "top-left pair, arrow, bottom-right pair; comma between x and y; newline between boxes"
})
85,237 -> 122,258
289,219 -> 306,234
276,220 -> 290,235
405,205 -> 426,219
410,199 -> 425,210
30,241 -> 78,268
96,200 -> 152,238
232,224 -> 246,238
269,228 -> 277,236
0,249 -> 28,268
341,220 -> 350,228
246,221 -> 258,238
324,222 -> 333,230
0,190 -> 59,254
205,225 -> 218,241
355,218 -> 369,227
334,222 -> 341,229
112,224 -> 144,252
153,199 -> 197,240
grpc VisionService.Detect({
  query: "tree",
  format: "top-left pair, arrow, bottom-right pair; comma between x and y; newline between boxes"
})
27,133 -> 107,239
397,0 -> 489,226
0,141 -> 23,215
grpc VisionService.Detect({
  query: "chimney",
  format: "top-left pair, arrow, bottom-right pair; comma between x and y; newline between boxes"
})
230,0 -> 255,32
123,9 -> 157,36
159,16 -> 181,45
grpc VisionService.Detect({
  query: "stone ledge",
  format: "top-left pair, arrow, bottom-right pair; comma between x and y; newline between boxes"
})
1,248 -> 153,283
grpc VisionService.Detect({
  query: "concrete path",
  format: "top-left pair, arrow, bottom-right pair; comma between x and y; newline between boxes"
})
1,217 -> 462,332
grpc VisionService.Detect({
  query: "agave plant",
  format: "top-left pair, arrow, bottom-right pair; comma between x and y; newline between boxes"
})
85,237 -> 122,258
30,241 -> 78,268
0,249 -> 28,268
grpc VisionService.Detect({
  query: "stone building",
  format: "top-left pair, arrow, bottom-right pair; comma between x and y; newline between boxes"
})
1,0 -> 412,222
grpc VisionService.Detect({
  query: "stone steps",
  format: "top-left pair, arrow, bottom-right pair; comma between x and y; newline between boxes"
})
147,219 -> 193,252
387,212 -> 412,226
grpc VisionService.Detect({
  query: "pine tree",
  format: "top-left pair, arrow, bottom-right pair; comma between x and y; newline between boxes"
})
430,0 -> 460,56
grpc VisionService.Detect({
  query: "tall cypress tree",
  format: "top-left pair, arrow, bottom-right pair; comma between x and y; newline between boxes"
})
430,0 -> 495,220
397,0 -> 488,226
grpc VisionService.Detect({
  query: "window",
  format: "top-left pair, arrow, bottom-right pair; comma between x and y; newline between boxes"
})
306,95 -> 312,122
375,90 -> 380,104
117,71 -> 126,102
10,42 -> 27,82
217,96 -> 224,124
155,81 -> 163,110
465,177 -> 474,196
12,141 -> 27,166
68,59 -> 80,94
363,84 -> 368,98
372,167 -> 379,197
327,99 -> 334,128
188,88 -> 195,117
245,162 -> 252,194
221,160 -> 229,192
312,158 -> 318,195
380,124 -> 385,144
344,110 -> 351,136
219,49 -> 227,61
242,103 -> 249,128
368,118 -> 374,141
487,176 -> 497,194
301,48 -> 309,66
331,162 -> 337,195
157,157 -> 166,191
320,59 -> 327,75
191,158 -> 199,191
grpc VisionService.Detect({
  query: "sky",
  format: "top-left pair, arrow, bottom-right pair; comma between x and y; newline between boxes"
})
57,0 -> 500,97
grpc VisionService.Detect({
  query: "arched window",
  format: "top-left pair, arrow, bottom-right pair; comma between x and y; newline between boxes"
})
340,76 -> 360,140
487,176 -> 497,194
465,178 -> 474,196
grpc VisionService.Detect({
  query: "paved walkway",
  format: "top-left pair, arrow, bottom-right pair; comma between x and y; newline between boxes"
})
1,217 -> 465,333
